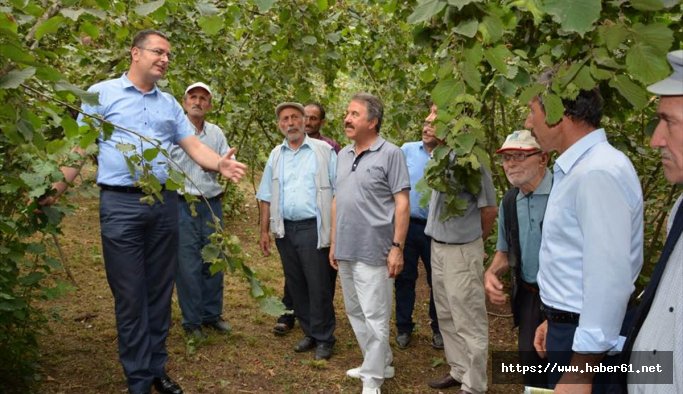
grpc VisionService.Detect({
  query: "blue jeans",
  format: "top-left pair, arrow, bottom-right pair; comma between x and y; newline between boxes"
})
176,197 -> 224,330
394,220 -> 439,334
100,189 -> 178,393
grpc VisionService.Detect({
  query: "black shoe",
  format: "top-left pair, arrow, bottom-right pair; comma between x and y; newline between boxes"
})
396,332 -> 411,349
428,373 -> 461,389
431,332 -> 444,349
152,375 -> 183,394
314,342 -> 333,360
294,336 -> 316,352
183,326 -> 206,339
203,318 -> 231,333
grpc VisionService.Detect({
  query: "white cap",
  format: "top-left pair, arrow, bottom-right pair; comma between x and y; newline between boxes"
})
496,130 -> 541,153
647,50 -> 683,96
275,102 -> 305,117
184,82 -> 212,96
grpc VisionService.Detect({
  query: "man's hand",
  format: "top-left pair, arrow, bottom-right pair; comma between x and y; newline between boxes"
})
387,247 -> 404,278
534,320 -> 548,358
259,232 -> 271,257
484,269 -> 507,305
329,247 -> 338,270
217,147 -> 247,183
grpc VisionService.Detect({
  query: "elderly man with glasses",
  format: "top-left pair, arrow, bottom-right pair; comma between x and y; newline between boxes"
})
484,130 -> 551,389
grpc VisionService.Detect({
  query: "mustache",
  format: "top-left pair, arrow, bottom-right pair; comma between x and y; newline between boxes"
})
344,122 -> 354,129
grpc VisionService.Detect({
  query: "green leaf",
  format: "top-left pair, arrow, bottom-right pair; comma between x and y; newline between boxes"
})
0,67 -> 35,89
631,23 -> 673,56
54,81 -> 100,106
196,1 -> 220,15
143,148 -> 160,161
199,15 -> 224,36
484,45 -> 512,76
459,61 -> 482,92
407,0 -> 446,24
325,32 -> 341,44
494,76 -> 517,97
259,295 -> 286,316
626,43 -> 672,85
479,14 -> 503,43
254,0 -> 276,13
61,8 -> 85,21
0,44 -> 36,65
80,128 -> 99,148
0,13 -> 18,35
80,21 -> 99,40
573,66 -> 595,91
590,63 -> 612,80
116,143 -> 136,152
598,23 -> 629,51
519,83 -> 545,105
134,0 -> 165,16
609,75 -> 648,109
19,272 -> 45,286
541,93 -> 564,125
302,35 -> 317,45
630,0 -> 664,11
316,0 -> 329,11
201,243 -> 221,261
453,18 -> 478,38
61,116 -> 79,138
35,15 -> 65,41
431,78 -> 460,108
447,0 -> 481,9
542,0 -> 601,36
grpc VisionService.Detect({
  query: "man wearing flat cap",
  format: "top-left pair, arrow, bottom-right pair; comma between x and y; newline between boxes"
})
257,102 -> 338,360
485,130 -> 550,388
622,49 -> 683,393
171,82 -> 232,338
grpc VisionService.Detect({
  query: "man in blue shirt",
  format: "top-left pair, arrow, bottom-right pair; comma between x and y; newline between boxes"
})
484,130 -> 551,388
394,103 -> 442,349
257,102 -> 337,361
42,30 -> 246,394
528,84 -> 643,393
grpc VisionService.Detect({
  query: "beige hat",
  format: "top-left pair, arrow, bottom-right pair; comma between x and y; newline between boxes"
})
496,130 -> 541,153
185,82 -> 212,96
647,50 -> 683,96
275,102 -> 305,118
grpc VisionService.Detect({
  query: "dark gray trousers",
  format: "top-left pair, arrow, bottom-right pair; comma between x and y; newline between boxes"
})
275,219 -> 336,344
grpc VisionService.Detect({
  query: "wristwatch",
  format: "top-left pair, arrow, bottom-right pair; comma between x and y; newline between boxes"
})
391,241 -> 403,250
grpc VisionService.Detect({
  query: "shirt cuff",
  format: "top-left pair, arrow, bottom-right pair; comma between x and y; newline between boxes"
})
572,326 -> 620,353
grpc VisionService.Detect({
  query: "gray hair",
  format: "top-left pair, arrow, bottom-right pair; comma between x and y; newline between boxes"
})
351,92 -> 383,133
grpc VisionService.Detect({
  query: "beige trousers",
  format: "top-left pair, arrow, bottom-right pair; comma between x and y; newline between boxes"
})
431,238 -> 488,394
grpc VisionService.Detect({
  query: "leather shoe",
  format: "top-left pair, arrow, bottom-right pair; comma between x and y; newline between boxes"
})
428,373 -> 461,389
294,336 -> 316,352
152,375 -> 183,394
396,332 -> 411,349
314,342 -> 333,360
431,332 -> 444,349
183,326 -> 206,339
203,319 -> 231,333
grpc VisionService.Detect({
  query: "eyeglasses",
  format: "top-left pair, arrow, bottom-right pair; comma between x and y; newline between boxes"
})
499,151 -> 542,163
138,47 -> 173,60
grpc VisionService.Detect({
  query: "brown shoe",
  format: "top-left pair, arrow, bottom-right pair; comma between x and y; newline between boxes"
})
428,373 -> 460,389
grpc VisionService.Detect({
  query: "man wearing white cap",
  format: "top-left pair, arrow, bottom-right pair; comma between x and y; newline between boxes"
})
623,49 -> 683,393
257,102 -> 337,360
171,82 -> 232,338
485,130 -> 550,388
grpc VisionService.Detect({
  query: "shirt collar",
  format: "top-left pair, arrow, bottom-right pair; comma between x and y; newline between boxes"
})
518,169 -> 553,200
280,134 -> 312,151
347,135 -> 386,156
555,128 -> 606,175
120,73 -> 159,95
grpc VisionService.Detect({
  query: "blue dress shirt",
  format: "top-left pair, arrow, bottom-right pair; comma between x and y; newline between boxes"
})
401,141 -> 431,220
78,74 -> 193,186
537,129 -> 643,353
256,136 -> 337,221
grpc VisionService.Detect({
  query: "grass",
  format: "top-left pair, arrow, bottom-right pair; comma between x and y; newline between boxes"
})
36,175 -> 521,393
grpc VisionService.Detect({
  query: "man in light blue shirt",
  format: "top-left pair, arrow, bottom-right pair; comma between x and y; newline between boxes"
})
42,30 -> 247,394
257,102 -> 337,361
527,85 -> 643,393
394,103 -> 442,350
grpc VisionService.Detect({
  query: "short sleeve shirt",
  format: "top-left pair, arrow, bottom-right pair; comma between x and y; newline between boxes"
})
334,136 -> 410,265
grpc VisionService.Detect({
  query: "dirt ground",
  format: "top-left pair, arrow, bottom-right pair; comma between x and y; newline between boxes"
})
37,178 -> 522,394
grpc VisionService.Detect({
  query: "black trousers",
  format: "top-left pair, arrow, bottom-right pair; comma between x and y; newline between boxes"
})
517,284 -> 547,388
100,190 -> 178,393
275,219 -> 336,344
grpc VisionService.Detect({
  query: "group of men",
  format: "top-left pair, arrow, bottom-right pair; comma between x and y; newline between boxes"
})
41,26 -> 681,394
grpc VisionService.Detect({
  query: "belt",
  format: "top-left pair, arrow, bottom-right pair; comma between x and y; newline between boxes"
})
433,238 -> 466,245
520,280 -> 539,294
283,218 -> 316,224
541,303 -> 579,325
98,184 -> 166,194
410,217 -> 427,225
181,192 -> 223,202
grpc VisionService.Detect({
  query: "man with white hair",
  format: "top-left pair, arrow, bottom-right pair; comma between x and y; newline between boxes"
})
623,49 -> 683,394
